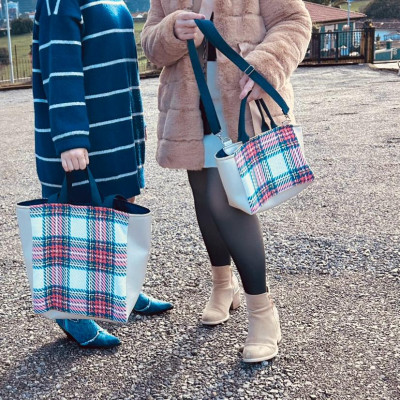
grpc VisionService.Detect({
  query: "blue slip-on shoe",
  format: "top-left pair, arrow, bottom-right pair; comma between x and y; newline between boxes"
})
56,319 -> 121,348
133,292 -> 173,315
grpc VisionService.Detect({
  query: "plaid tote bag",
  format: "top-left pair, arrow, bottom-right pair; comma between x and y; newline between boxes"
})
188,20 -> 315,215
16,169 -> 151,323
215,99 -> 314,214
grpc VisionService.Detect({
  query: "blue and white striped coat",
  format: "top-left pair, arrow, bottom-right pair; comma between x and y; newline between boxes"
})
32,0 -> 145,200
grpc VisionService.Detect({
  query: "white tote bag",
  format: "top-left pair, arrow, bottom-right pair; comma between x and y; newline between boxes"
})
16,169 -> 151,323
215,101 -> 314,215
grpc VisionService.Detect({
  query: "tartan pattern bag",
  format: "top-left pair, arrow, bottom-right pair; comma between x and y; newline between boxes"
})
234,124 -> 314,214
17,169 -> 151,322
188,20 -> 315,215
30,204 -> 130,322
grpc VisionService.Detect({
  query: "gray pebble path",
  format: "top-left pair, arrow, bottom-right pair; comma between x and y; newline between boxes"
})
0,65 -> 399,400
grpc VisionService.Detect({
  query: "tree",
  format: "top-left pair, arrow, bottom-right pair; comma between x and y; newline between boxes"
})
0,47 -> 9,65
363,0 -> 400,19
11,17 -> 33,35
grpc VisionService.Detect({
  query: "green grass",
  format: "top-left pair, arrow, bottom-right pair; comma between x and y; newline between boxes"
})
0,32 -> 32,59
0,33 -> 32,82
340,0 -> 372,13
0,22 -> 145,57
0,23 -> 149,82
134,21 -> 145,37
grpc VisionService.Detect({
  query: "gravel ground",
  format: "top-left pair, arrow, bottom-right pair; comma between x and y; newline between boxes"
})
0,65 -> 399,400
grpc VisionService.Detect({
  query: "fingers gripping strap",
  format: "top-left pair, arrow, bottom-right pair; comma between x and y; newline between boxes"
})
194,19 -> 290,115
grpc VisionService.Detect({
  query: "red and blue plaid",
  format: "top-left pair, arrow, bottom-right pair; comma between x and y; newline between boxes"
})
30,203 -> 130,322
234,125 -> 314,213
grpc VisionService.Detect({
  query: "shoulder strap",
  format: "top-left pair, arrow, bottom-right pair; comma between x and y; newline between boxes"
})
194,19 -> 290,116
188,39 -> 221,135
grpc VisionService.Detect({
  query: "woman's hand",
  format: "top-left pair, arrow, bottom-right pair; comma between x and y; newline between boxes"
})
239,75 -> 265,103
174,12 -> 205,44
61,148 -> 89,172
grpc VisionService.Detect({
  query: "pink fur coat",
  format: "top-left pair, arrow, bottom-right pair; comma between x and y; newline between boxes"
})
141,0 -> 312,170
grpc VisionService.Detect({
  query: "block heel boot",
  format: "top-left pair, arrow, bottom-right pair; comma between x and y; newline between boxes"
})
242,292 -> 281,363
201,266 -> 241,325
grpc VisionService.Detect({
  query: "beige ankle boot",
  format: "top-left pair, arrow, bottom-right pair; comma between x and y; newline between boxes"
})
201,266 -> 241,325
242,292 -> 282,363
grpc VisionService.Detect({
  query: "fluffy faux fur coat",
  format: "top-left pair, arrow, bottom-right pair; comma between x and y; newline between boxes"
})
141,0 -> 312,170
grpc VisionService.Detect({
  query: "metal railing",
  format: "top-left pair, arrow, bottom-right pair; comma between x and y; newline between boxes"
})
302,28 -> 376,65
0,44 -> 32,84
0,43 -> 160,87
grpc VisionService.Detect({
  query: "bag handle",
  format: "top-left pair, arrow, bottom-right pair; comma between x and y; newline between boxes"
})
238,97 -> 280,142
48,167 -> 103,206
256,99 -> 278,130
255,100 -> 271,133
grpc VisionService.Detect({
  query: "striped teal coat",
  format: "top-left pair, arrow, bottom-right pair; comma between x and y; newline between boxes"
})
32,0 -> 145,200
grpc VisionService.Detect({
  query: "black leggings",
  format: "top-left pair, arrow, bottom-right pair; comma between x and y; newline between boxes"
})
188,168 -> 267,295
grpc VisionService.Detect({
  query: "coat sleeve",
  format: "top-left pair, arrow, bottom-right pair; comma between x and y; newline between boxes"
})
39,0 -> 90,155
244,0 -> 312,90
141,0 -> 189,68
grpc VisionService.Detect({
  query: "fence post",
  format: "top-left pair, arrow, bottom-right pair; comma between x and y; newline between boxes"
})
5,2 -> 14,83
335,31 -> 339,62
364,27 -> 375,63
311,32 -> 319,62
15,44 -> 19,80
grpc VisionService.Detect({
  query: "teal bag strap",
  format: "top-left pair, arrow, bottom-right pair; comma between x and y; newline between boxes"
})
188,38 -> 221,135
256,99 -> 278,130
193,19 -> 290,116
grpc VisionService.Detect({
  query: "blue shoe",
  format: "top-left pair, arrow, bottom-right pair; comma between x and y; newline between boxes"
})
56,319 -> 121,348
133,292 -> 173,315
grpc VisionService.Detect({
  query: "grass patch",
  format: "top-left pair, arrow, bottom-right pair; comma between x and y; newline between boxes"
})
0,24 -> 149,81
0,32 -> 32,59
340,0 -> 371,13
134,21 -> 145,37
0,33 -> 32,82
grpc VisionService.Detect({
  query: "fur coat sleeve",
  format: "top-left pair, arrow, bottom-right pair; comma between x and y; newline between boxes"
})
244,0 -> 312,90
141,0 -> 189,67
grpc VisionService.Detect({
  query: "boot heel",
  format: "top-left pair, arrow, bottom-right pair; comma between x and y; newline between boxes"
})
231,289 -> 241,310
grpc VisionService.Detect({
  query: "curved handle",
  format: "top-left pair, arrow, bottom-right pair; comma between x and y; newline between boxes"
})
255,100 -> 271,133
48,168 -> 103,206
238,97 -> 279,143
256,99 -> 278,130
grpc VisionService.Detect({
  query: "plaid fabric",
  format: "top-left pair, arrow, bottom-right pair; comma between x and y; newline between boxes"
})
30,203 -> 130,322
234,125 -> 314,214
